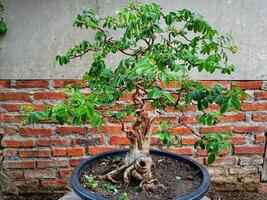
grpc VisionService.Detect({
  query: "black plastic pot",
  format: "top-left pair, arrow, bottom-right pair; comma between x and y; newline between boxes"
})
71,149 -> 210,200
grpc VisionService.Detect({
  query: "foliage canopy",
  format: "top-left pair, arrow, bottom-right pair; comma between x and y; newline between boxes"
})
24,2 -> 244,164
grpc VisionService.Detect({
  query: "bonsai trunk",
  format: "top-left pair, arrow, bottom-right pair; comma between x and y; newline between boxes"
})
101,114 -> 166,191
100,86 -> 166,191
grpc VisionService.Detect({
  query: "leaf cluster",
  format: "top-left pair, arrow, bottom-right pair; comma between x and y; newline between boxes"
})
194,132 -> 233,164
0,1 -> 7,35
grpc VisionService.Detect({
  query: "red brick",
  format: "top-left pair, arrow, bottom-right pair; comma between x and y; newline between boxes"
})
40,179 -> 68,189
182,137 -> 199,145
252,114 -> 267,122
220,114 -> 245,122
198,80 -> 228,88
120,115 -> 135,123
2,149 -> 18,157
20,128 -> 52,136
23,104 -> 46,111
52,147 -> 85,157
231,81 -> 262,90
37,138 -> 71,146
92,125 -> 124,134
110,136 -> 130,145
207,156 -> 236,166
37,159 -> 69,168
200,126 -> 232,134
145,103 -> 155,111
19,149 -> 51,158
56,126 -> 88,134
168,147 -> 193,155
3,160 -> 35,169
231,136 -> 246,145
88,146 -> 120,155
234,146 -> 265,154
0,104 -> 21,112
4,127 -> 17,135
0,114 -> 24,123
0,80 -> 11,88
153,117 -> 177,124
196,149 -> 228,156
24,169 -> 56,179
2,139 -> 35,147
33,92 -> 66,100
171,127 -> 192,135
255,135 -> 265,144
5,170 -> 24,179
179,116 -> 197,124
16,80 -> 49,88
234,125 -> 265,133
14,180 -> 38,191
152,126 -> 191,135
0,92 -> 30,101
185,105 -> 197,112
255,91 -> 267,100
120,92 -> 134,101
204,104 -> 220,111
241,103 -> 267,111
53,80 -> 87,88
195,157 -> 204,164
160,81 -> 180,89
70,158 -> 86,167
59,168 -> 73,178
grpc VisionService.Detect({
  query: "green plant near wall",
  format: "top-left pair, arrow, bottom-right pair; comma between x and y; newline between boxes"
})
0,1 -> 7,35
24,2 -> 244,190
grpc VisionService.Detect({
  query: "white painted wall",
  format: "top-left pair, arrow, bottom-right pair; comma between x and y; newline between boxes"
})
0,0 -> 266,80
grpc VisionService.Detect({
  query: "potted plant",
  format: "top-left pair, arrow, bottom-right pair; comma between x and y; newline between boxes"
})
24,2 -> 244,200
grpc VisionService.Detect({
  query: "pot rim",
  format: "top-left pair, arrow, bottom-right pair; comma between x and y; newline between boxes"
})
71,148 -> 210,200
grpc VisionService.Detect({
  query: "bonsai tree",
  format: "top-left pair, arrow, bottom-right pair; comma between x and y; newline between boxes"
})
24,2 -> 244,191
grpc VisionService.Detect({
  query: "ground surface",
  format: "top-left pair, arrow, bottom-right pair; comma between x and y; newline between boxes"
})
207,191 -> 267,200
1,191 -> 267,200
80,154 -> 202,200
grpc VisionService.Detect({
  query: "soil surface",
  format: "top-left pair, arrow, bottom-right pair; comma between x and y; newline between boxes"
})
207,191 -> 267,200
80,154 -> 202,200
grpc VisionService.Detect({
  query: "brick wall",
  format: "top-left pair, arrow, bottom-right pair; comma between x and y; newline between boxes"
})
0,80 -> 267,193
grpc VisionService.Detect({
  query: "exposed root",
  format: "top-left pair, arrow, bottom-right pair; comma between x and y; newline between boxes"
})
100,154 -> 167,193
140,179 -> 167,192
98,164 -> 129,183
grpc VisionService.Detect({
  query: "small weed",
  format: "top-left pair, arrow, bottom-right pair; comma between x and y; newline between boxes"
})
102,156 -> 123,166
175,175 -> 182,181
103,183 -> 120,194
118,192 -> 129,200
84,174 -> 99,190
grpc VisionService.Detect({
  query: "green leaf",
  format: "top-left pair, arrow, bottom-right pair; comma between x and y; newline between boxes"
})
0,20 -> 7,35
103,183 -> 120,194
165,14 -> 173,25
118,192 -> 129,200
147,89 -> 162,99
207,153 -> 216,164
34,111 -> 47,120
220,102 -> 229,114
91,113 -> 101,127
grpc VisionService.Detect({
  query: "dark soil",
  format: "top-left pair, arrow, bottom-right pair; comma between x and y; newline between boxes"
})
80,154 -> 202,200
207,191 -> 267,200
